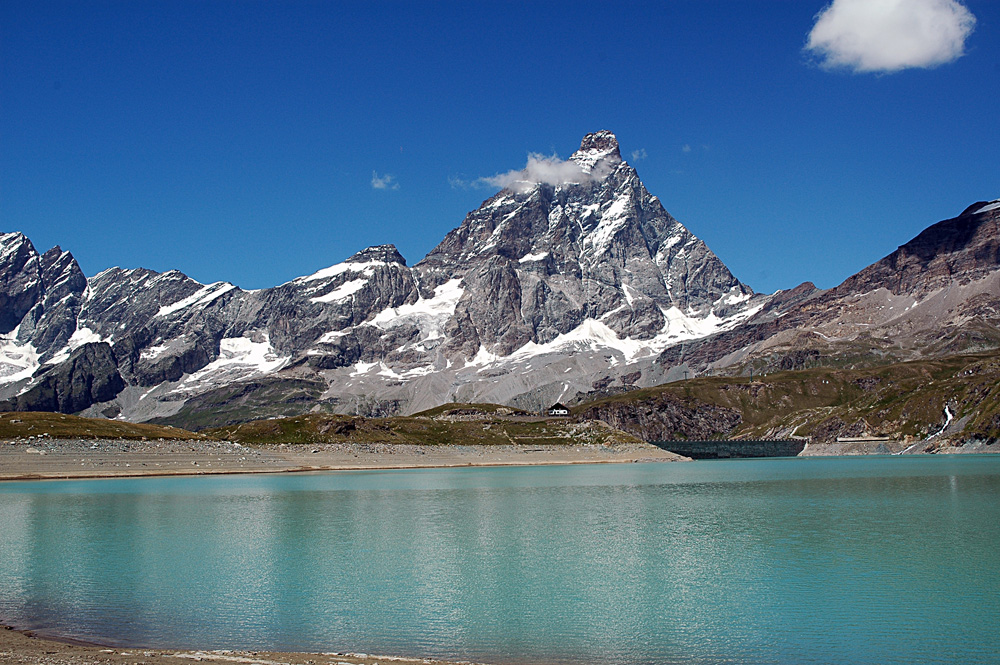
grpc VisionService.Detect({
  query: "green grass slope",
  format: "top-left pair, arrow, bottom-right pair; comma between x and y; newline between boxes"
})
203,404 -> 643,447
577,352 -> 1000,442
0,412 -> 208,440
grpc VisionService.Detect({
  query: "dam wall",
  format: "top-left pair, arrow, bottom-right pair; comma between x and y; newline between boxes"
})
651,439 -> 805,459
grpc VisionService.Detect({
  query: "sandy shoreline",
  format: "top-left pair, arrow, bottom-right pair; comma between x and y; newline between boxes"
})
0,438 -> 686,482
0,623 -> 488,665
5,436 -> 998,482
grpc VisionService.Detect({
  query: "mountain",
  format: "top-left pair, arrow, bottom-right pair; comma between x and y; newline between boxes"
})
653,199 -> 1000,378
411,131 -> 752,357
1,133 -> 997,429
1,132 -> 764,425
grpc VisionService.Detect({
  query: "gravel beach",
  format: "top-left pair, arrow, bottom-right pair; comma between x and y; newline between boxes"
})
0,625 -> 485,665
0,437 -> 685,481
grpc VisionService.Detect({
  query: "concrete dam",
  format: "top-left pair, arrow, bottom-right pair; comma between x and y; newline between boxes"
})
651,439 -> 806,459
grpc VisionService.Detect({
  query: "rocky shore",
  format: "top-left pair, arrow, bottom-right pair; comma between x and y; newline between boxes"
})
799,438 -> 1000,456
0,624 -> 484,665
0,437 -> 686,481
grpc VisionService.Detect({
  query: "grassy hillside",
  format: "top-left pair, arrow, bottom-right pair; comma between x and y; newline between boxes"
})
578,352 -> 1000,442
203,404 -> 643,447
412,403 -> 533,418
0,411 -> 208,440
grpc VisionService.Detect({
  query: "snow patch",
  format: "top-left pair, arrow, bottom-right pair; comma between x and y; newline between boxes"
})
157,282 -> 236,317
658,235 -> 683,255
0,332 -> 39,384
0,233 -> 31,262
715,290 -> 752,308
43,327 -> 108,366
401,365 -> 436,378
140,344 -> 171,361
377,362 -> 404,379
482,196 -> 510,210
310,278 -> 368,303
67,327 -> 103,347
519,251 -> 549,263
974,200 -> 1000,215
622,284 -> 637,307
350,361 -> 379,377
317,329 -> 351,344
295,260 -> 388,284
507,319 -> 653,363
171,334 -> 288,393
469,345 -> 500,368
371,278 -> 464,340
486,298 -> 766,366
585,194 -> 631,254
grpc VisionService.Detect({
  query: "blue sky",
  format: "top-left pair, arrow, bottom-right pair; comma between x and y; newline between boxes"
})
2,1 -> 998,294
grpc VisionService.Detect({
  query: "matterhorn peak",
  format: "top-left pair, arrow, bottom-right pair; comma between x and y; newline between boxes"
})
571,130 -> 622,172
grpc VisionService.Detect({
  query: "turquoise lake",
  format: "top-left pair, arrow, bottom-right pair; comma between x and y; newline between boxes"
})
1,455 -> 999,664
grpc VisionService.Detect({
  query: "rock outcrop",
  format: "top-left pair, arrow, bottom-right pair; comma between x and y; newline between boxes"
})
575,392 -> 743,442
3,342 -> 124,413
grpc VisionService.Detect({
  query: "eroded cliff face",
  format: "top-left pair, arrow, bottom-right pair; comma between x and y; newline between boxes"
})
10,342 -> 124,414
837,201 -> 1000,297
0,233 -> 88,362
575,393 -> 743,442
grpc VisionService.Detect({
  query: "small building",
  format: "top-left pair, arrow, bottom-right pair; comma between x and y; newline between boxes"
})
547,403 -> 570,417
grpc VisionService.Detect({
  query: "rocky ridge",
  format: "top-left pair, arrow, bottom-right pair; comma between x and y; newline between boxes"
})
652,199 -> 1000,381
1,132 -> 766,424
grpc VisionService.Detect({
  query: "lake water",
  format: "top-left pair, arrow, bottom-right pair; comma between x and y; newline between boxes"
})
1,456 -> 999,665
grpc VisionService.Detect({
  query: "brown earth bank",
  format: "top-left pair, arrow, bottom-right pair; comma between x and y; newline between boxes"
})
0,624 -> 487,665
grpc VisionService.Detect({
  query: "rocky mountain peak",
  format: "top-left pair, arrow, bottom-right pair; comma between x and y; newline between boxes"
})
1,231 -> 30,247
833,197 -> 1000,297
961,200 -> 1000,217
346,244 -> 408,266
0,231 -> 42,334
571,130 -> 622,171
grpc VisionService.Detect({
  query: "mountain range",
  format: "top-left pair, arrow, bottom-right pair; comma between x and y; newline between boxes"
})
2,131 -> 997,429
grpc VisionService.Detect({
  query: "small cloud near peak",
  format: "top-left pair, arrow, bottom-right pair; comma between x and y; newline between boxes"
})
805,0 -> 976,73
371,171 -> 399,190
482,153 -> 615,194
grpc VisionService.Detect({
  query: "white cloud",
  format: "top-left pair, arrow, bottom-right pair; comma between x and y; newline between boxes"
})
806,0 -> 976,73
448,175 -> 475,189
681,144 -> 692,153
371,171 -> 399,190
482,153 -> 613,194
630,148 -> 648,161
